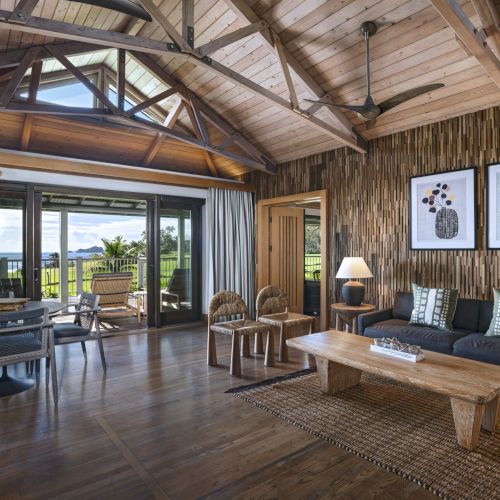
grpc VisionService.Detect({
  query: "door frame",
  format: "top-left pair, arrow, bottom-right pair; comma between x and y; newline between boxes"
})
256,189 -> 329,331
156,195 -> 203,326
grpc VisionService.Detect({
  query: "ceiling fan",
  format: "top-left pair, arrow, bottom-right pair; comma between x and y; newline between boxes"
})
66,0 -> 152,22
305,21 -> 444,128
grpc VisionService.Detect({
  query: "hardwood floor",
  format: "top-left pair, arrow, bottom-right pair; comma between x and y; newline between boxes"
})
0,325 -> 433,499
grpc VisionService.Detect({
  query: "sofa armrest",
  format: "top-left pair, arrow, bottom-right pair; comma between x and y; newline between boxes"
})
358,308 -> 393,335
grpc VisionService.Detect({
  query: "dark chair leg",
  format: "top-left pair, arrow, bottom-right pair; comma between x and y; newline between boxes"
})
279,324 -> 288,363
48,338 -> 58,404
81,341 -> 87,360
35,359 -> 40,385
95,320 -> 106,371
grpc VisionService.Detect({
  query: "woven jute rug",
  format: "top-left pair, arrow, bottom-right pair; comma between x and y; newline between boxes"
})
227,369 -> 500,499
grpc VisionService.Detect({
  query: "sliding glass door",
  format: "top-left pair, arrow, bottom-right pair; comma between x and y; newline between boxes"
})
0,184 -> 41,300
158,197 -> 202,325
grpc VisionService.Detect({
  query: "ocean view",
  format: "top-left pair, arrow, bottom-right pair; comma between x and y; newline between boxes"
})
0,252 -> 99,272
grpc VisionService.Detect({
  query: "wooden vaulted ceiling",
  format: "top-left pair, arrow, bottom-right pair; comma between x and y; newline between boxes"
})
0,0 -> 499,180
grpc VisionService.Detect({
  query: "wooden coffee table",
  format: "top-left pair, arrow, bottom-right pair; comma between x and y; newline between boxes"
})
287,330 -> 500,450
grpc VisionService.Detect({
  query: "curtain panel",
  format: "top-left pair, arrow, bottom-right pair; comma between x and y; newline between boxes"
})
207,188 -> 255,318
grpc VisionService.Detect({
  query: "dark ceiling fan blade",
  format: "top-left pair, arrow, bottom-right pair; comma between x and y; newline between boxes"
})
65,0 -> 153,21
303,98 -> 370,115
378,83 -> 444,114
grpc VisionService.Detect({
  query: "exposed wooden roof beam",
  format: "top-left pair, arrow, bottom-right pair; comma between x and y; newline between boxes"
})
0,9 -> 189,59
117,48 -> 126,111
0,42 -> 105,70
222,0 -> 364,142
182,0 -> 194,49
125,85 -> 180,117
0,46 -> 40,107
430,0 -> 500,88
0,148 -> 255,192
0,10 -> 366,153
9,0 -> 40,23
271,30 -> 298,110
471,0 -> 500,57
128,50 -> 277,170
136,0 -> 191,51
195,21 -> 268,57
19,60 -> 42,151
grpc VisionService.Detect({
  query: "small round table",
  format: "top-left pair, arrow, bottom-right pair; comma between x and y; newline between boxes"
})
331,303 -> 375,335
0,301 -> 66,397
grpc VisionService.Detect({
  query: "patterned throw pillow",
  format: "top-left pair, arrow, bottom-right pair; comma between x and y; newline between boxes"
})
409,283 -> 458,331
486,288 -> 500,337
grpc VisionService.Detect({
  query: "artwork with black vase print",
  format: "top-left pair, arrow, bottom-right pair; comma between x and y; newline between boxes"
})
410,167 -> 476,250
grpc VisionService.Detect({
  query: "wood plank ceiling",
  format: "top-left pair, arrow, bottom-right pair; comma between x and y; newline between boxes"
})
0,0 -> 499,178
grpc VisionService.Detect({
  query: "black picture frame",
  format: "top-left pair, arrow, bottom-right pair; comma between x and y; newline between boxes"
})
486,163 -> 500,250
409,167 -> 477,251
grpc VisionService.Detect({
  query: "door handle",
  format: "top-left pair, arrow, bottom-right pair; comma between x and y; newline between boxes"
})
33,267 -> 39,282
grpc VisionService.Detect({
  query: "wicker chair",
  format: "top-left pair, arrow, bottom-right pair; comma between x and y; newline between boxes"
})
51,292 -> 105,371
207,291 -> 274,376
91,272 -> 139,324
0,307 -> 58,402
256,286 -> 315,363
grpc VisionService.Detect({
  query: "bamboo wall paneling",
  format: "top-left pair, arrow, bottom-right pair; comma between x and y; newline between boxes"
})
248,106 -> 500,309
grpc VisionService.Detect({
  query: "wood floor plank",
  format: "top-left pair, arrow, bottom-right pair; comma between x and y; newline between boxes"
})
0,325 -> 434,499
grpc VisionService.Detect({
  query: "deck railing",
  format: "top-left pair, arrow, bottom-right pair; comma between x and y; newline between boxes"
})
305,254 -> 321,280
1,256 -> 189,300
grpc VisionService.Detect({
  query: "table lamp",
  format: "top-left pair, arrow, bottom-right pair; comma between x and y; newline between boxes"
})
336,257 -> 373,306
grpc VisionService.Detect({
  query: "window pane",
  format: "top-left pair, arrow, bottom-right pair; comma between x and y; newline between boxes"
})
21,81 -> 94,108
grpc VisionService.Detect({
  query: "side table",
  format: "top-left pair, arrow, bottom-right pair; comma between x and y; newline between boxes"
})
330,303 -> 375,335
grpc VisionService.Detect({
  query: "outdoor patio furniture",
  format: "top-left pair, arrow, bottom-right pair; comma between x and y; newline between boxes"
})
0,307 -> 57,401
256,285 -> 315,363
90,272 -> 139,324
51,292 -> 105,371
162,268 -> 190,310
207,290 -> 274,376
0,278 -> 23,298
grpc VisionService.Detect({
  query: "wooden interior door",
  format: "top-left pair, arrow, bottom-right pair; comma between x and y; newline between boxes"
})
269,207 -> 304,313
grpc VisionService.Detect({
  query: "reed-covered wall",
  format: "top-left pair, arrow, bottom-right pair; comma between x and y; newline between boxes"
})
247,106 -> 500,309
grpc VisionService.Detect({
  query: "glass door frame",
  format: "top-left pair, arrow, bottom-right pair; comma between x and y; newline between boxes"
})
148,195 -> 203,327
0,182 -> 41,299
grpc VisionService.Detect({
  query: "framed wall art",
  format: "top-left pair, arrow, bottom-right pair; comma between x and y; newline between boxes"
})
409,167 -> 476,250
486,163 -> 500,249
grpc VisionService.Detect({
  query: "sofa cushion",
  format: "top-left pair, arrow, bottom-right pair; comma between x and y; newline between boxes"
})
409,284 -> 458,331
363,319 -> 470,354
478,300 -> 494,333
453,298 -> 481,332
452,333 -> 500,365
393,292 -> 413,320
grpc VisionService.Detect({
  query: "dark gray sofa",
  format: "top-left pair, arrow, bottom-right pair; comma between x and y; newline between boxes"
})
358,292 -> 500,365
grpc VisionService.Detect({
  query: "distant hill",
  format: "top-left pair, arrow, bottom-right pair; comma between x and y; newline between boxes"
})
73,246 -> 104,254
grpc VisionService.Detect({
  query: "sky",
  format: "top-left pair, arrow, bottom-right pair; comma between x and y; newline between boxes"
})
0,209 -> 147,253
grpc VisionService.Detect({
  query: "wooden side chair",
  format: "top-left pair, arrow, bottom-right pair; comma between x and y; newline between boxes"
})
256,285 -> 315,363
207,291 -> 274,376
51,292 -> 106,371
91,272 -> 139,324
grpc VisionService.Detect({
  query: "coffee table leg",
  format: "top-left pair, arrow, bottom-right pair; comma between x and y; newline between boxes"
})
450,398 -> 485,450
482,395 -> 499,436
315,356 -> 362,395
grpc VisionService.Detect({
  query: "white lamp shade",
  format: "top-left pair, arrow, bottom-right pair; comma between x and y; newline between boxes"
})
336,257 -> 373,279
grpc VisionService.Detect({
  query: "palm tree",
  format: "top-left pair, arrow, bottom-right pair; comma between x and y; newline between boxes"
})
101,236 -> 127,272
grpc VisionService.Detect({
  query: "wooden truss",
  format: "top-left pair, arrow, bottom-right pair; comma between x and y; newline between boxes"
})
0,43 -> 277,174
430,0 -> 500,88
0,0 -> 367,153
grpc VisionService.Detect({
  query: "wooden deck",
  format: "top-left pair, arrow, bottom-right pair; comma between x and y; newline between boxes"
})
0,325 -> 432,498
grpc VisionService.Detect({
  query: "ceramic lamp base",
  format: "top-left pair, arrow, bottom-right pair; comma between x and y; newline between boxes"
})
342,281 -> 365,306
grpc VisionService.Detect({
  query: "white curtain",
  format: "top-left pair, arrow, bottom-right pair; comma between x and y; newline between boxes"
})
207,188 -> 255,317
